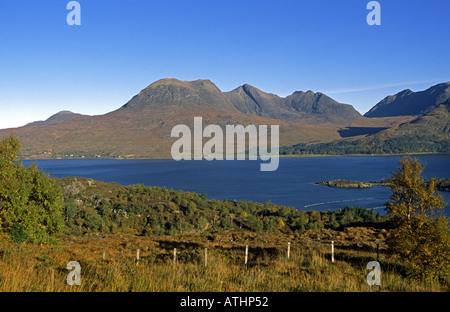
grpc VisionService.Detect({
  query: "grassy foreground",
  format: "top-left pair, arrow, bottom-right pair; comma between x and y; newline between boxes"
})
0,228 -> 446,292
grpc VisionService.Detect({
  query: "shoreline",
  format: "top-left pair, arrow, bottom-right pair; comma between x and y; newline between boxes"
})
279,152 -> 450,158
20,152 -> 450,161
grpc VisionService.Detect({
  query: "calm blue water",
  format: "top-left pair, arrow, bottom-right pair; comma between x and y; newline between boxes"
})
23,155 -> 450,216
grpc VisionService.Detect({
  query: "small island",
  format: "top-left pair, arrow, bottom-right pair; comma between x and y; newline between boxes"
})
315,178 -> 450,192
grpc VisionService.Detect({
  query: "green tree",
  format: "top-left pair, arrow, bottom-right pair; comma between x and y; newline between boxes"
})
219,215 -> 232,230
263,217 -> 278,232
195,216 -> 208,231
98,199 -> 112,219
64,198 -> 78,222
78,207 -> 103,232
186,202 -> 197,216
308,210 -> 321,223
246,215 -> 263,232
385,157 -> 449,281
0,135 -> 64,243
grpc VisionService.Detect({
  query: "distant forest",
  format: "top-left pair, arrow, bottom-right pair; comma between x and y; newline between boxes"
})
281,135 -> 450,155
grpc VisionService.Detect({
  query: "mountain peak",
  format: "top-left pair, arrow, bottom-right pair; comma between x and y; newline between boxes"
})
146,78 -> 183,88
146,78 -> 215,89
397,89 -> 413,96
25,111 -> 87,127
241,83 -> 258,90
364,82 -> 450,117
121,78 -> 235,111
224,84 -> 361,123
52,110 -> 76,116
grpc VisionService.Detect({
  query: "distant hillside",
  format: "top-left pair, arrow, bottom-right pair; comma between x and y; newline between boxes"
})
364,82 -> 450,117
1,78 -> 449,159
25,111 -> 88,127
224,84 -> 361,123
374,99 -> 450,139
57,176 -> 386,236
0,78 -> 344,159
281,99 -> 450,155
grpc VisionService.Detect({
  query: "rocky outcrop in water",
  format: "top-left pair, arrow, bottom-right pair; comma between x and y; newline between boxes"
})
315,179 -> 390,189
436,178 -> 450,192
316,178 -> 449,192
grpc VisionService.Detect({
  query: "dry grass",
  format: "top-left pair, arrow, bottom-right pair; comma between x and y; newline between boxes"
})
0,230 -> 446,292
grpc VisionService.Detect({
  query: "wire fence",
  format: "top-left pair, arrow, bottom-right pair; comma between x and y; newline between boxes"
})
104,238 -> 384,267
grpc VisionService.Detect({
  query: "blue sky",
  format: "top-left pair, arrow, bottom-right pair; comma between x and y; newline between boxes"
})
1,0 -> 449,129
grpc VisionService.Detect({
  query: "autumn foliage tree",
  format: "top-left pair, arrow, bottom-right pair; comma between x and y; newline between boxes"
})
0,135 -> 64,243
385,157 -> 450,281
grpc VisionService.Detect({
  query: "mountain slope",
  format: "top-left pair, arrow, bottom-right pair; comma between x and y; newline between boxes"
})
0,79 -> 343,159
372,98 -> 450,139
25,111 -> 88,127
364,82 -> 450,118
281,99 -> 450,155
224,84 -> 361,123
121,78 -> 237,112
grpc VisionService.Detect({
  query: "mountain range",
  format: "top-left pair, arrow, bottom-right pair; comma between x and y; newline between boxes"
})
364,82 -> 450,117
224,84 -> 361,123
1,79 -> 449,159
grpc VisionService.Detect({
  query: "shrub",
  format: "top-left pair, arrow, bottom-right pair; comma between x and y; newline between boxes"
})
9,223 -> 29,244
0,136 -> 65,244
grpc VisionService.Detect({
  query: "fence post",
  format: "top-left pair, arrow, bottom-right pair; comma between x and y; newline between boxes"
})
136,249 -> 140,266
173,248 -> 177,265
245,245 -> 248,266
376,242 -> 380,262
287,242 -> 291,260
102,252 -> 106,260
331,241 -> 335,263
205,248 -> 208,267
